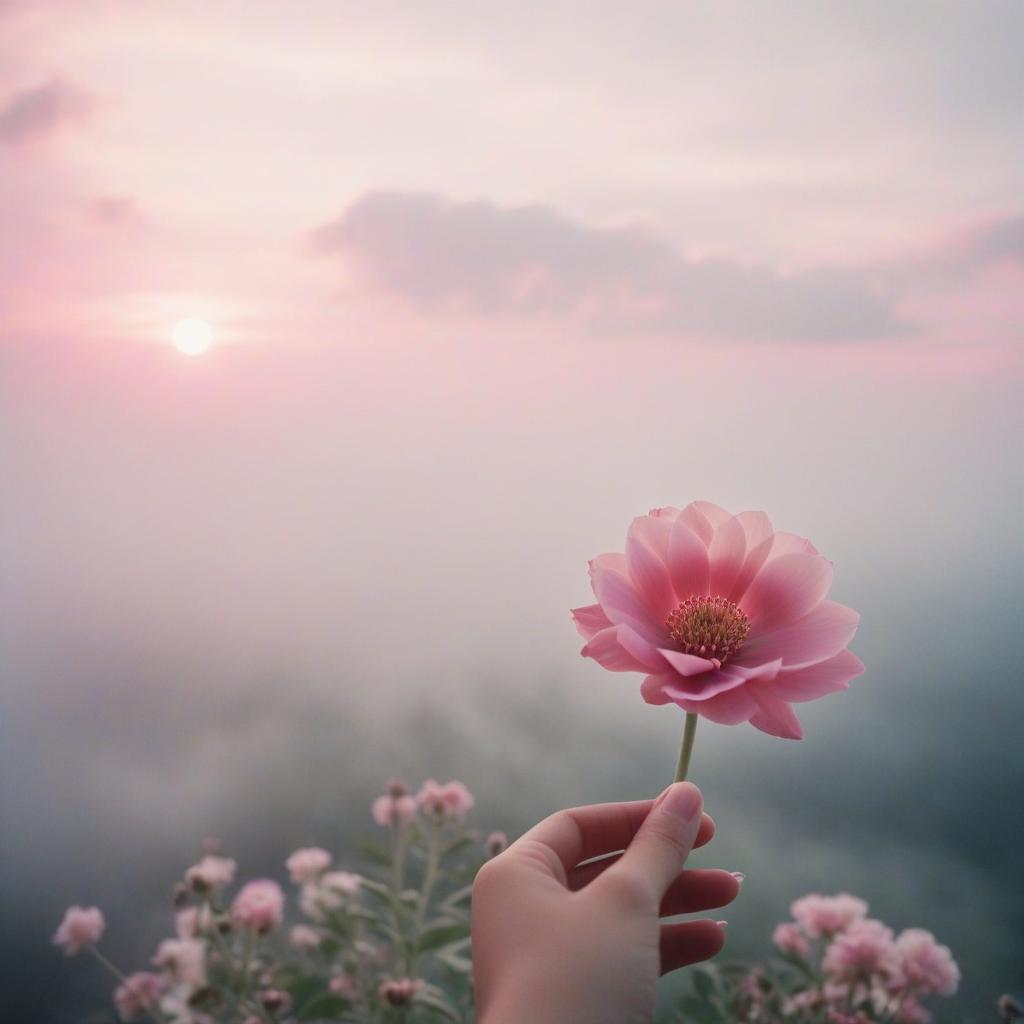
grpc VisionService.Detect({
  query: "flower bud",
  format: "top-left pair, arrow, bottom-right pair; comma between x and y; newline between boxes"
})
999,995 -> 1024,1021
485,831 -> 507,858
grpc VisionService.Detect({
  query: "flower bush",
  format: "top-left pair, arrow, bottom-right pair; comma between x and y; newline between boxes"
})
58,783 -> 997,1024
675,892 -> 961,1024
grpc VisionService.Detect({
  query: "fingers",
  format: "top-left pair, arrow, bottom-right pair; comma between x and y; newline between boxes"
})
601,782 -> 704,899
506,794 -> 715,880
660,920 -> 727,975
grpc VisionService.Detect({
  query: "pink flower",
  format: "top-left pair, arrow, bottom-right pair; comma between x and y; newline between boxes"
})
231,880 -> 285,934
895,929 -> 960,996
300,870 -> 362,920
895,997 -> 933,1024
113,971 -> 164,1020
53,906 -> 105,955
378,977 -> 426,1006
184,854 -> 237,892
773,922 -> 811,957
289,924 -> 322,951
485,831 -> 508,858
416,779 -> 475,820
285,847 -> 332,884
330,970 -> 357,997
152,938 -> 207,987
572,502 -> 863,738
791,893 -> 869,938
372,793 -> 418,827
824,920 -> 900,983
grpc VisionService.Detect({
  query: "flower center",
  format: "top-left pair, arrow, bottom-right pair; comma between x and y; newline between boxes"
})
665,595 -> 750,663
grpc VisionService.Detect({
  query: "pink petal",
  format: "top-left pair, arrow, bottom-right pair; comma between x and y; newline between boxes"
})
726,657 -> 784,682
625,523 -> 676,618
748,692 -> 804,739
632,512 -> 676,559
658,648 -> 720,677
677,502 -> 718,545
741,552 -> 834,631
590,551 -> 627,574
571,603 -> 613,641
763,649 -> 865,703
581,627 -> 649,672
736,600 -> 859,669
667,518 -> 710,600
676,684 -> 759,725
708,514 -> 747,597
662,665 -> 748,701
589,565 -> 667,646
640,673 -> 675,705
616,624 -> 665,670
765,531 -> 819,559
729,516 -> 775,603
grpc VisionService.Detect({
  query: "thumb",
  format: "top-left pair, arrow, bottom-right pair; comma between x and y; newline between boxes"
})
607,782 -> 704,900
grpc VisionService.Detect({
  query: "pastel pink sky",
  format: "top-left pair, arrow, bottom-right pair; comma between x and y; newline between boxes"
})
1,0 -> 1022,361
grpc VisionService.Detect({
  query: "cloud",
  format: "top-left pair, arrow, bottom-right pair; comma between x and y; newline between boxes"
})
0,77 -> 92,146
312,191 -> 903,342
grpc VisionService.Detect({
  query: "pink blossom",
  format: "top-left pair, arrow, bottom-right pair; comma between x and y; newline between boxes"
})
113,971 -> 164,1020
300,870 -> 362,920
378,977 -> 426,1006
289,924 -> 322,951
152,938 -> 207,987
572,502 -> 864,738
372,793 -> 418,827
259,988 -> 292,1013
773,921 -> 811,957
285,846 -> 332,884
823,919 -> 900,983
895,997 -> 933,1023
53,906 -> 105,955
416,779 -> 475,820
330,970 -> 357,997
184,854 -> 237,892
485,831 -> 508,857
895,929 -> 960,996
791,893 -> 869,938
231,880 -> 284,934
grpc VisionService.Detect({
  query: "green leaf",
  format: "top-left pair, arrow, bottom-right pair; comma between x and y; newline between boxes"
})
296,991 -> 351,1020
439,884 -> 473,911
442,835 -> 474,858
692,967 -> 717,1002
417,922 -> 472,952
415,989 -> 462,1022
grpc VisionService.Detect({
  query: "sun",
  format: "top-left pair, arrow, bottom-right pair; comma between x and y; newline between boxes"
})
172,318 -> 214,355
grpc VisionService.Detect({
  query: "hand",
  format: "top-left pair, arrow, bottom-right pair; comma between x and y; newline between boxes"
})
471,782 -> 738,1024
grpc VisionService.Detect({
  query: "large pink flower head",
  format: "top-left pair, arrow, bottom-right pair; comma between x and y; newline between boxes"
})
113,972 -> 164,1020
792,892 -> 870,938
572,501 -> 864,739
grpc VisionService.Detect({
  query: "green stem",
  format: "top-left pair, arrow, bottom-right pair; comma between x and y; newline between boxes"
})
674,712 -> 698,782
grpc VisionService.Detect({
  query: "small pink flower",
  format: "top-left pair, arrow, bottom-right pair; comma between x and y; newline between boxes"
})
772,922 -> 811,957
289,924 -> 322,951
485,831 -> 508,858
416,779 -> 475,820
372,793 -> 418,827
791,893 -> 869,938
184,855 -> 237,892
895,997 -> 933,1024
824,919 -> 900,983
152,938 -> 207,987
113,971 -> 164,1020
259,988 -> 292,1013
895,929 -> 960,996
572,502 -> 863,739
330,970 -> 357,997
300,870 -> 362,920
231,880 -> 284,934
285,847 -> 332,885
378,977 -> 426,1006
53,906 -> 105,955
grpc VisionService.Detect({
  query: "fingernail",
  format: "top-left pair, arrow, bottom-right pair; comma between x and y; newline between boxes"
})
660,782 -> 702,822
716,920 -> 728,929
731,871 -> 745,885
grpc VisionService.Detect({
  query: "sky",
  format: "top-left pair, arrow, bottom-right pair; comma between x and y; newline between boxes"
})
0,2 -> 1022,1021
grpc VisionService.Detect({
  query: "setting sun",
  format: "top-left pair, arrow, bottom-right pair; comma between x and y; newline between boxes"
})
172,317 -> 213,355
